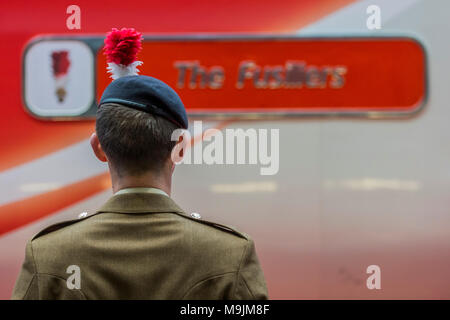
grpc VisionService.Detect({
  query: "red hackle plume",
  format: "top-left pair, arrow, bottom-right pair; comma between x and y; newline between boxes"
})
103,28 -> 143,66
51,51 -> 71,77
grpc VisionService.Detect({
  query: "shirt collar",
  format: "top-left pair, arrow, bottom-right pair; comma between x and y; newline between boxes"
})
114,187 -> 169,197
96,192 -> 184,215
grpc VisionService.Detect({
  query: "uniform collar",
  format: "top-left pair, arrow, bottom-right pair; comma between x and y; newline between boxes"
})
96,192 -> 185,215
114,187 -> 169,197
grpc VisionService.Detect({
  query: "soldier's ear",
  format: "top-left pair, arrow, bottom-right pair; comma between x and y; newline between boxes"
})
90,132 -> 108,162
170,129 -> 188,165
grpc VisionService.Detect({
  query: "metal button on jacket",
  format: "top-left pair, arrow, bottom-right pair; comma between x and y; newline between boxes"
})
78,212 -> 88,219
190,212 -> 201,219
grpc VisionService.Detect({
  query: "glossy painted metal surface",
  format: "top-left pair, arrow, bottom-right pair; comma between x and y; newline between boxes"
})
1,0 -> 450,300
97,36 -> 426,116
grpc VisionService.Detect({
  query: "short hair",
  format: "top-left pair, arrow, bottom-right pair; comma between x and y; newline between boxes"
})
96,103 -> 179,176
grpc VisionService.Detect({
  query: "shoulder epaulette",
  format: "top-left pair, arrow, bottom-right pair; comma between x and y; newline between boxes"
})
31,213 -> 99,241
174,211 -> 249,240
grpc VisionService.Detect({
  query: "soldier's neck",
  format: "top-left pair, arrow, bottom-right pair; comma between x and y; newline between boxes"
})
109,167 -> 172,197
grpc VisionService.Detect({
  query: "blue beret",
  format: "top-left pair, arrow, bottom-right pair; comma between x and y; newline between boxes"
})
99,75 -> 188,129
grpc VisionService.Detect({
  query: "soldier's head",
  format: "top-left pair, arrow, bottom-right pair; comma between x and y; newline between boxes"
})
90,75 -> 189,180
90,103 -> 181,177
93,30 -> 188,188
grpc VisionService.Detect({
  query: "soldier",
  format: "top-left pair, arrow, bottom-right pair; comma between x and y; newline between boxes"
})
11,28 -> 268,299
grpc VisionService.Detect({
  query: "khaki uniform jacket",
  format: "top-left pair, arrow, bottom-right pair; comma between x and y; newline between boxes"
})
11,192 -> 268,299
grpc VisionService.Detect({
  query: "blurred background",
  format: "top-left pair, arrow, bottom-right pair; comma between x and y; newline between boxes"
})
0,0 -> 449,299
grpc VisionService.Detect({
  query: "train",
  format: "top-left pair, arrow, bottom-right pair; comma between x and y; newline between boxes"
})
0,0 -> 449,299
